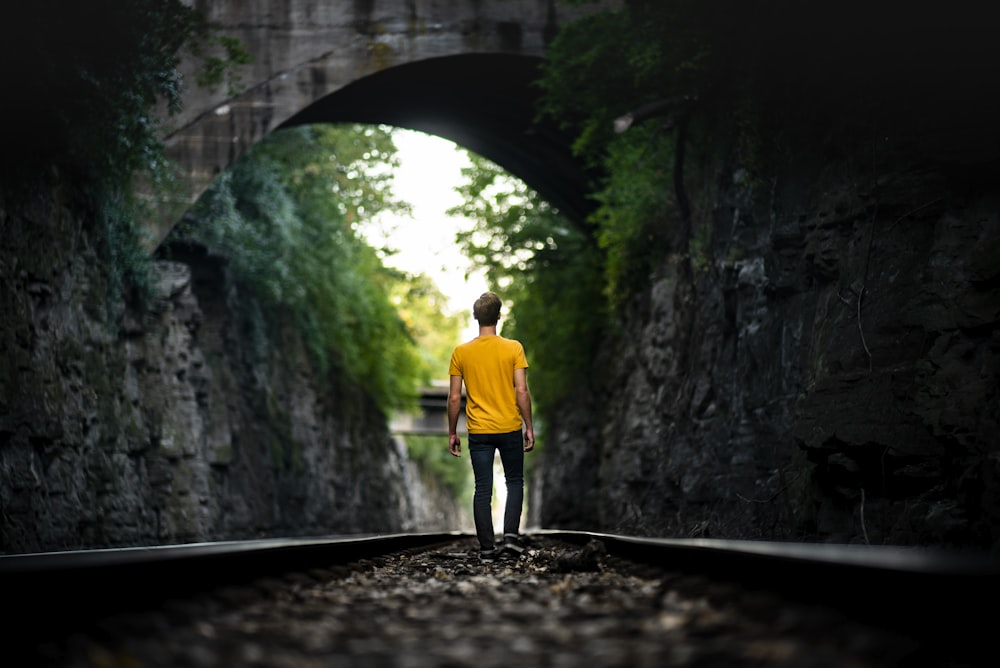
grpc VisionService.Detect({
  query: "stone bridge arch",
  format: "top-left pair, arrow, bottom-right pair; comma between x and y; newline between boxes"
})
151,0 -> 616,247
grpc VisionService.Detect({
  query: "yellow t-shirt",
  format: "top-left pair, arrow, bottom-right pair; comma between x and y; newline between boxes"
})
448,335 -> 528,434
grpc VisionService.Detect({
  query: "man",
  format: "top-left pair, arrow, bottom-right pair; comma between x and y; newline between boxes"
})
448,291 -> 535,563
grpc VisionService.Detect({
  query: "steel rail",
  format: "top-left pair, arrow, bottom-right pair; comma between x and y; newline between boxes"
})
2,529 -> 996,661
0,531 -> 463,643
538,529 -> 999,663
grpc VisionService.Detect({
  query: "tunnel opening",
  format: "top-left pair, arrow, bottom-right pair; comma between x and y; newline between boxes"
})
162,116 -> 571,537
279,53 -> 598,226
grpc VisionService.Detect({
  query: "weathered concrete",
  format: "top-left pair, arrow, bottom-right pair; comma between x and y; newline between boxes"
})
154,0 -> 616,246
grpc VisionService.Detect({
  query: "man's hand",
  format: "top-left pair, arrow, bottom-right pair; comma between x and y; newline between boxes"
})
523,428 -> 535,452
449,434 -> 462,457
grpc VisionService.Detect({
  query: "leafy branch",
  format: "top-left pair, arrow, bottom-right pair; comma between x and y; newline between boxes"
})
172,125 -> 429,411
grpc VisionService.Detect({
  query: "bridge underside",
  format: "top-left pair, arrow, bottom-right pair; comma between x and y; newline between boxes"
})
279,54 -> 596,224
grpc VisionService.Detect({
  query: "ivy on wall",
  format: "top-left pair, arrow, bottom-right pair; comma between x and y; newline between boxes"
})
2,0 -> 250,314
444,1 -> 766,465
171,124 -> 439,412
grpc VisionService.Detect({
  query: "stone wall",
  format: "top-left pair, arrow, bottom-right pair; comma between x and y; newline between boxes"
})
0,178 -> 461,554
536,140 -> 1000,550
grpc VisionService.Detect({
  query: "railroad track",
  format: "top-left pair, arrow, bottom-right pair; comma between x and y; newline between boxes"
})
2,531 -> 996,666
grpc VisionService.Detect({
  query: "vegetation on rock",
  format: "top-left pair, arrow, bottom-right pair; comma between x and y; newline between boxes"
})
171,124 -> 460,411
2,0 -> 250,313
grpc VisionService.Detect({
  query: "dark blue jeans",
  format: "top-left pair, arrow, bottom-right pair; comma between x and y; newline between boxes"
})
468,430 -> 524,552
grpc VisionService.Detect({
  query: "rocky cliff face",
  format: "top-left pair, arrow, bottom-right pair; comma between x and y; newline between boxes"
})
0,179 -> 461,553
536,142 -> 1000,550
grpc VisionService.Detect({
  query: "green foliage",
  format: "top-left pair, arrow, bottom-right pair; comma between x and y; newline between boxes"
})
2,1 -> 250,318
94,190 -> 158,317
448,154 -> 606,410
403,434 -> 472,500
450,155 -> 566,278
532,1 -> 712,317
534,11 -> 635,169
590,125 -> 675,309
533,0 -> 759,312
173,125 -> 425,411
448,0 -> 756,427
390,275 -> 464,386
535,1 -> 710,169
190,36 -> 253,96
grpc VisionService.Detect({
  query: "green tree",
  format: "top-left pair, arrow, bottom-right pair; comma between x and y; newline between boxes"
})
390,274 -> 464,386
402,434 -> 473,501
173,124 -> 425,411
535,0 -> 734,309
446,0 -> 731,443
448,154 -> 606,412
535,2 -> 710,168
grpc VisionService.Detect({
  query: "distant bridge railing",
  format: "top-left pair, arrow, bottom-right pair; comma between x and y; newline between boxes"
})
390,383 -> 466,437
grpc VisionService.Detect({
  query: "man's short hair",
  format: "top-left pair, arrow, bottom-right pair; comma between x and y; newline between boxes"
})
473,292 -> 502,326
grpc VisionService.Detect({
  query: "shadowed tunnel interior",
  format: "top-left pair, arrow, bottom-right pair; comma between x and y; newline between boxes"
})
279,53 -> 596,224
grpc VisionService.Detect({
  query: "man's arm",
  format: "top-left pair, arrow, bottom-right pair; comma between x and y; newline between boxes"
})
513,367 -> 534,451
447,374 -> 464,457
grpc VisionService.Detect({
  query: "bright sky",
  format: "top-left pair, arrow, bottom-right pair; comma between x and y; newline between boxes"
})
363,128 -> 489,342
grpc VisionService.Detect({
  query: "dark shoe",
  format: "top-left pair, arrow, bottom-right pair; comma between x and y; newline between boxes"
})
501,533 -> 525,558
479,549 -> 498,563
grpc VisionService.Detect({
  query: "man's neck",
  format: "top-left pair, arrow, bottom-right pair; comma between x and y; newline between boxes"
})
478,324 -> 498,338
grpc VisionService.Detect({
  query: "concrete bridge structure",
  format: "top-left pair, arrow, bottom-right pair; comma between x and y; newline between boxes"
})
389,382 -> 466,437
151,0 -> 617,247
